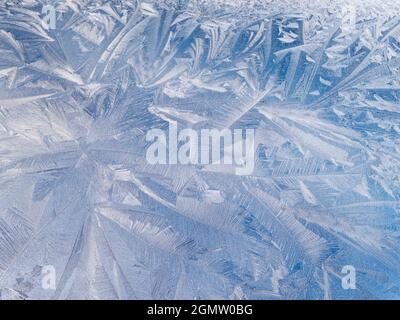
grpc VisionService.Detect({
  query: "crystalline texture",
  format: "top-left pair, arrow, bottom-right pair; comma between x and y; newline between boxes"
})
0,0 -> 399,299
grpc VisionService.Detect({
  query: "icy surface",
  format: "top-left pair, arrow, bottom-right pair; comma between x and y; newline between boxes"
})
0,0 -> 400,299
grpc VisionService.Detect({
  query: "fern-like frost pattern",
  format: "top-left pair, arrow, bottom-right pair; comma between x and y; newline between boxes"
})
0,0 -> 400,299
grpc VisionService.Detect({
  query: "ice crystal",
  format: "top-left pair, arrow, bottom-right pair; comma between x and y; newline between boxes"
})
0,0 -> 399,299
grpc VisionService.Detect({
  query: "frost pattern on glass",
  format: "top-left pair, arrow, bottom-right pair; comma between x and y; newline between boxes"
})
0,0 -> 400,299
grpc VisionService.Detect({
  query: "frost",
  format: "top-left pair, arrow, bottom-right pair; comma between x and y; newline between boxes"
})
0,0 -> 400,299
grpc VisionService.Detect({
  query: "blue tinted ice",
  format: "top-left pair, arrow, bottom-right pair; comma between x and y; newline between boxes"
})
0,0 -> 399,299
